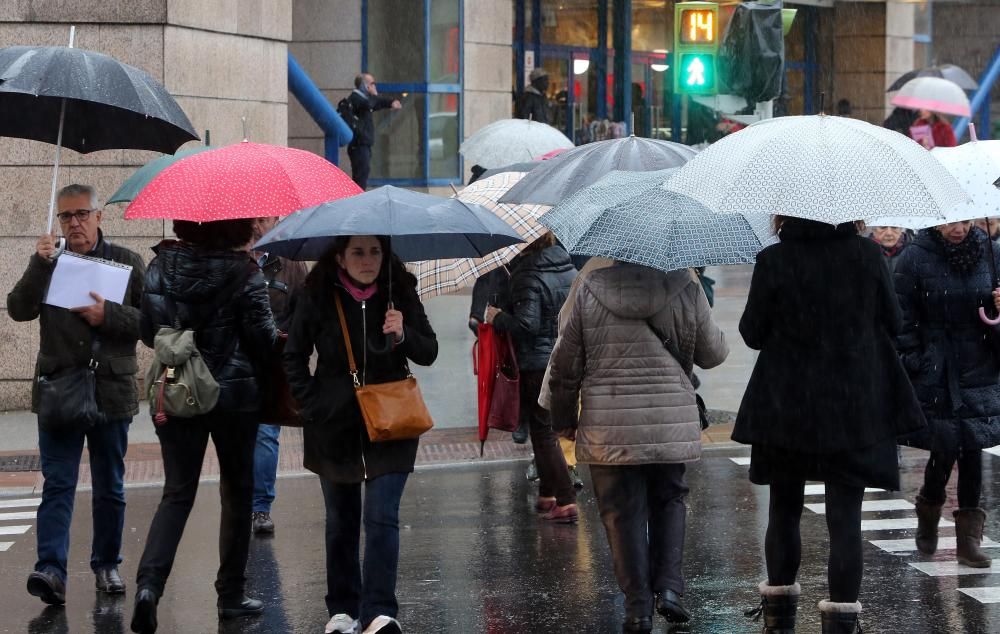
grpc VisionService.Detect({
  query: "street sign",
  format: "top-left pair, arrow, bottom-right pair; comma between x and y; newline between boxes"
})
674,1 -> 719,95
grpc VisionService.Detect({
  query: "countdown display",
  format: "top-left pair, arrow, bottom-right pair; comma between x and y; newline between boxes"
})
679,9 -> 715,45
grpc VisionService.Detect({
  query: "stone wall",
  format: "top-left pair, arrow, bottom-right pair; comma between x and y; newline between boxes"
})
463,0 -> 513,182
831,1 -> 888,124
0,0 -> 291,410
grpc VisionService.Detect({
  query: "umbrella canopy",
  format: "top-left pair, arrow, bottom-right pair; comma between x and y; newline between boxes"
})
888,64 -> 978,93
459,119 -> 574,168
409,172 -> 550,299
542,169 -> 776,272
870,141 -> 1000,229
107,145 -> 214,204
499,136 -> 698,206
480,161 -> 541,180
890,76 -> 972,117
124,141 -> 361,221
665,115 -> 967,226
0,45 -> 198,153
254,186 -> 525,261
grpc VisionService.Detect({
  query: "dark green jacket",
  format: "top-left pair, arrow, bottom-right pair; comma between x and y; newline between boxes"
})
7,234 -> 146,420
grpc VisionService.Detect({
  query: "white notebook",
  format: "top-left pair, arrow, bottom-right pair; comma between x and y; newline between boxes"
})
44,251 -> 132,309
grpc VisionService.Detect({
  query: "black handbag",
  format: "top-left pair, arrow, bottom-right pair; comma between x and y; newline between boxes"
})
37,340 -> 101,433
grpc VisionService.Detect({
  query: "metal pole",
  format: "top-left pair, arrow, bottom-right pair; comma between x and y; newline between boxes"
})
46,25 -> 75,238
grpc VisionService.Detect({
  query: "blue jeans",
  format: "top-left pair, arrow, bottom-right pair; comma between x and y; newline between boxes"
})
35,418 -> 130,583
320,472 -> 409,627
252,424 -> 281,513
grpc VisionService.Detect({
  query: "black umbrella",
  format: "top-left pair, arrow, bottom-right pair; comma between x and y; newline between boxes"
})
0,27 -> 198,235
887,64 -> 978,92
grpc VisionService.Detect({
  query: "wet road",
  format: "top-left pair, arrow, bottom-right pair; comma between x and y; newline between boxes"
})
3,447 -> 1000,633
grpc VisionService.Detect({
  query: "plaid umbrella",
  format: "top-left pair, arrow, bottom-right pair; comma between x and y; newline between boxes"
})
408,172 -> 551,299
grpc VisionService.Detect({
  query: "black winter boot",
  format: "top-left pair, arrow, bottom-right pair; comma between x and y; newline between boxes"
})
914,494 -> 943,555
818,600 -> 862,634
745,581 -> 800,633
955,508 -> 992,568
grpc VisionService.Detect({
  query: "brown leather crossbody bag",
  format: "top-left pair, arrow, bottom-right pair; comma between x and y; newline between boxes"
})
334,293 -> 434,442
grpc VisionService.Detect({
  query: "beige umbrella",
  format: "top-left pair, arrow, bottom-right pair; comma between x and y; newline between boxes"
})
408,171 -> 550,299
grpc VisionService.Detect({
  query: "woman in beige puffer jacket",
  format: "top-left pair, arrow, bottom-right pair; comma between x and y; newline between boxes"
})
547,261 -> 728,634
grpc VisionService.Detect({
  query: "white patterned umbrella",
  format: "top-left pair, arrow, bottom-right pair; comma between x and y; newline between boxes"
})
541,169 -> 776,273
459,119 -> 574,169
409,172 -> 551,299
664,115 -> 967,226
871,139 -> 1000,229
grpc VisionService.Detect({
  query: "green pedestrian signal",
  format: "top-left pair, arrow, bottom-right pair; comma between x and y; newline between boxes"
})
673,2 -> 719,96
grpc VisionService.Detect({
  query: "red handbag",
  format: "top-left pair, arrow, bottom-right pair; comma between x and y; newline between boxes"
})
486,332 -> 520,433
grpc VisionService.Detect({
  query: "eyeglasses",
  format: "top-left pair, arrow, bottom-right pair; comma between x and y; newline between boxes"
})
57,209 -> 95,224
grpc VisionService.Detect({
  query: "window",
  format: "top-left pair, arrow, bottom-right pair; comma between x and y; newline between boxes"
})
364,0 -> 462,186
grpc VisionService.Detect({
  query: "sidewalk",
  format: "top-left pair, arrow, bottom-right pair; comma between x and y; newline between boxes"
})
0,418 -> 737,493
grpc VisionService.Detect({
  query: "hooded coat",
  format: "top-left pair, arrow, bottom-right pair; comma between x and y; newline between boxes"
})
547,264 -> 729,465
732,219 -> 925,454
894,227 -> 1000,453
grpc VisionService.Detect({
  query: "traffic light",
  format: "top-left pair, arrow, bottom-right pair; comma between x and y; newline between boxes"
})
673,1 -> 719,95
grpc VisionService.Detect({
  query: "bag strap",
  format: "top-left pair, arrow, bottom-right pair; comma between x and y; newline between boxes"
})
333,292 -> 361,388
646,321 -> 693,379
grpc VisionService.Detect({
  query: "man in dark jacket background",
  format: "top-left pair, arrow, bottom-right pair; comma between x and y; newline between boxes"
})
346,72 -> 401,190
7,184 -> 145,605
517,67 -> 550,124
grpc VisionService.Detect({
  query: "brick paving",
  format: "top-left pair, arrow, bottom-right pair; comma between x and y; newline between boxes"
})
0,422 -> 736,491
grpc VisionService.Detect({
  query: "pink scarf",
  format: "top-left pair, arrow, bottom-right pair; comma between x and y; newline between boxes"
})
338,268 -> 378,302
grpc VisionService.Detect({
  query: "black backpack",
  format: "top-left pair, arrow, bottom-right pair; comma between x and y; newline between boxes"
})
337,96 -> 361,135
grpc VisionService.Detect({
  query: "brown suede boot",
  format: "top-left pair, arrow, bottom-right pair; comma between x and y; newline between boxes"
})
954,508 -> 992,568
914,494 -> 943,555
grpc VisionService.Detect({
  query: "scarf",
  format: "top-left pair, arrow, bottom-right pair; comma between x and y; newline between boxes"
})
926,228 -> 983,275
338,268 -> 378,302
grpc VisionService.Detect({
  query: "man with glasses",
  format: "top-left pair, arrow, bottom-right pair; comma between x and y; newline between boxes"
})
345,72 -> 401,190
7,184 -> 145,605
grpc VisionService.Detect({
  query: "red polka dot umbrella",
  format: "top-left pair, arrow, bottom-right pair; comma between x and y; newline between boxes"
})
124,141 -> 361,221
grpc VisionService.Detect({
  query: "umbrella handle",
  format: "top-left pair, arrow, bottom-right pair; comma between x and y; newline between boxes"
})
979,306 -> 1000,326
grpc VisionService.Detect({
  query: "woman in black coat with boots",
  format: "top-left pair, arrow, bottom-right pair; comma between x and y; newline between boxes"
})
733,217 -> 925,634
895,221 -> 1000,569
283,235 -> 437,634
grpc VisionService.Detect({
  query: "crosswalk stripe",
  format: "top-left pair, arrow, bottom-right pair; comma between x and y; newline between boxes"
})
803,484 -> 885,496
0,525 -> 31,536
958,587 -> 1000,603
730,457 -> 751,466
0,511 -> 36,521
908,560 -> 1000,577
0,498 -> 41,510
0,542 -> 12,552
805,499 -> 913,514
870,537 -> 1000,553
984,447 -> 1000,457
862,517 -> 954,531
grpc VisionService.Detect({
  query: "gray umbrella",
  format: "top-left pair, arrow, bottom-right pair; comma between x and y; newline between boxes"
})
499,136 -> 698,206
479,161 -> 541,180
887,64 -> 978,92
540,169 -> 776,272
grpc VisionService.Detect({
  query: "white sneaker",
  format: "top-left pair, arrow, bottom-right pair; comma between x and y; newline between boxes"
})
325,613 -> 360,634
363,615 -> 402,633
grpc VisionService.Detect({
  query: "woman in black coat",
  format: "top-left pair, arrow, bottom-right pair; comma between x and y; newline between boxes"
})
485,233 -> 578,522
283,235 -> 437,634
131,219 -> 278,634
895,222 -> 1000,569
733,217 -> 924,634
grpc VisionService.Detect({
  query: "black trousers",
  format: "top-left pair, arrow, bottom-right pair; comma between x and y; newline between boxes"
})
590,463 -> 688,620
921,449 -> 983,509
348,144 -> 372,190
765,479 -> 864,603
136,414 -> 258,599
521,370 -> 575,506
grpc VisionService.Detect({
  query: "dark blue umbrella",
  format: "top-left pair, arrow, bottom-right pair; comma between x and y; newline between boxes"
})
254,185 -> 525,262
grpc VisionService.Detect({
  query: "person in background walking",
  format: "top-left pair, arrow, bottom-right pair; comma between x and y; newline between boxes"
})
974,217 -> 1000,242
345,73 -> 401,190
895,221 -> 1000,569
548,262 -> 728,634
734,217 -> 924,634
910,109 -> 957,149
883,107 -> 917,136
130,219 -> 278,633
869,225 -> 911,274
250,216 -> 308,535
485,233 -> 578,522
517,68 -> 550,124
283,235 -> 438,634
8,184 -> 145,605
